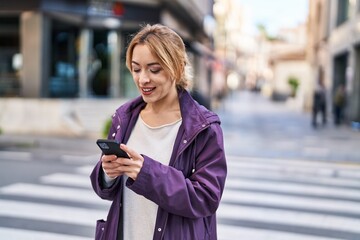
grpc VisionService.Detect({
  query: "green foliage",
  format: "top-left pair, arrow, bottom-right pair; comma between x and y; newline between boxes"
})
0,127 -> 2,135
257,24 -> 278,41
288,76 -> 300,97
102,117 -> 112,138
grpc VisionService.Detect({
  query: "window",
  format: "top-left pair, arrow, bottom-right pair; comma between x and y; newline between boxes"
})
336,0 -> 350,26
50,20 -> 79,98
0,16 -> 20,97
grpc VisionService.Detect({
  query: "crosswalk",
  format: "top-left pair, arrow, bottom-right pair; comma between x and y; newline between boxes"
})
0,154 -> 110,240
217,156 -> 360,240
2,153 -> 360,239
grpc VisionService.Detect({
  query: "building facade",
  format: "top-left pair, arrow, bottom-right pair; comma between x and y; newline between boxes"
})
308,0 -> 360,123
0,0 -> 216,99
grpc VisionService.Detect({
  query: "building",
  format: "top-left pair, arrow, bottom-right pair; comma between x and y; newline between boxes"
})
268,23 -> 312,110
0,0 -> 216,99
0,0 -> 217,136
308,0 -> 360,124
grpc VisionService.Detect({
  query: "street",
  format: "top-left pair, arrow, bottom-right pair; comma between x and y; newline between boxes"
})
0,137 -> 108,240
0,91 -> 360,239
217,91 -> 360,240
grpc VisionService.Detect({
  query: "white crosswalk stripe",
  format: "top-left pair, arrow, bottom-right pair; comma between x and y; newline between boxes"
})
0,151 -> 32,161
0,183 -> 106,205
217,156 -> 360,240
0,199 -> 104,226
0,157 -> 109,240
2,153 -> 360,239
222,189 -> 360,215
60,154 -> 100,165
40,173 -> 92,188
0,227 -> 92,240
217,225 -> 340,240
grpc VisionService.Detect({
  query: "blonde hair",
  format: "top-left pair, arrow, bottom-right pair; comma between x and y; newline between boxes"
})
125,24 -> 192,89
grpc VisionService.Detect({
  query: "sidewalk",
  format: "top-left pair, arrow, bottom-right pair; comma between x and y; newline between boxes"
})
217,90 -> 360,163
0,133 -> 99,156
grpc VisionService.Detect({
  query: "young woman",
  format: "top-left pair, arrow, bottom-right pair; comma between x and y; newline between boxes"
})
90,23 -> 227,240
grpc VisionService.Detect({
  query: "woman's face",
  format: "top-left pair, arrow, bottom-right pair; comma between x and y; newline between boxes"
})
131,44 -> 177,105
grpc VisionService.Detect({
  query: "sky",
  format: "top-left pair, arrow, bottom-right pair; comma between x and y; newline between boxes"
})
237,0 -> 309,35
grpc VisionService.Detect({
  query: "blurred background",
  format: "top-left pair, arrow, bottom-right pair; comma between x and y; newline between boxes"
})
0,0 -> 360,239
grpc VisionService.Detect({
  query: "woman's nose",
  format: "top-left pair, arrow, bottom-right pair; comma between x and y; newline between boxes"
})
139,71 -> 150,84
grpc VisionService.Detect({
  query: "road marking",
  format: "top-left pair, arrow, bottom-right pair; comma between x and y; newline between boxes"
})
225,178 -> 360,200
226,156 -> 360,179
219,155 -> 360,238
0,199 -> 106,226
40,173 -> 91,188
222,188 -> 360,215
217,225 -> 339,240
217,203 -> 360,234
226,168 -> 360,188
76,165 -> 96,175
0,183 -> 106,206
302,147 -> 330,158
61,154 -> 99,165
272,140 -> 297,150
0,151 -> 31,161
0,227 -> 92,240
226,155 -> 360,170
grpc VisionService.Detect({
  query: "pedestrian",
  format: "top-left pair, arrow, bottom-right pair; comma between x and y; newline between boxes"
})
90,23 -> 227,240
312,69 -> 327,128
334,84 -> 345,126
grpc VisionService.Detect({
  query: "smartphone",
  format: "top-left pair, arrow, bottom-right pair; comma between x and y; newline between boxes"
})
96,139 -> 130,158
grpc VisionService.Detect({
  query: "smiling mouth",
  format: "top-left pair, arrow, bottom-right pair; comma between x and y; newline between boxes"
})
141,87 -> 156,95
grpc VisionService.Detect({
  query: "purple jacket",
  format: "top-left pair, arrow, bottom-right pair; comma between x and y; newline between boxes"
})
90,89 -> 227,240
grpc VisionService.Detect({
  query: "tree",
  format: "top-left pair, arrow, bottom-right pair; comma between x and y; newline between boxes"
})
288,76 -> 300,97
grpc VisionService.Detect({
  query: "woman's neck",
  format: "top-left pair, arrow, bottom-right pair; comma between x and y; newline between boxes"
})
141,91 -> 181,127
145,88 -> 180,114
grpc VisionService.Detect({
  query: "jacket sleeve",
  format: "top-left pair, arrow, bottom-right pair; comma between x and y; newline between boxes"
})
90,160 -> 122,201
90,113 -> 123,201
126,123 -> 227,219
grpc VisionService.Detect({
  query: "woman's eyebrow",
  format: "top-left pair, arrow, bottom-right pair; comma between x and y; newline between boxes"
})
147,62 -> 160,66
131,61 -> 160,67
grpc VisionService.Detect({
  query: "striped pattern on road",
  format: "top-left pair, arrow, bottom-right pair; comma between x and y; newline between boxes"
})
0,159 -> 109,240
217,156 -> 360,240
2,154 -> 360,239
0,183 -> 106,205
217,225 -> 340,240
0,227 -> 92,240
0,199 -> 104,226
0,151 -> 32,161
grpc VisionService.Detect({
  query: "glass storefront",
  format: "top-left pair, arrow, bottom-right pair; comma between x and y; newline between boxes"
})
120,30 -> 138,98
91,30 -> 110,96
0,15 -> 139,98
50,20 -> 79,98
0,1 -> 200,99
0,16 -> 21,97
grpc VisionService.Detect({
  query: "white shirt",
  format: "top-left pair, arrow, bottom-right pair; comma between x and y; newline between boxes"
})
123,116 -> 182,240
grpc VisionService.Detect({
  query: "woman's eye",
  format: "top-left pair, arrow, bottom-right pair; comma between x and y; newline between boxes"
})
133,69 -> 141,73
150,68 -> 161,74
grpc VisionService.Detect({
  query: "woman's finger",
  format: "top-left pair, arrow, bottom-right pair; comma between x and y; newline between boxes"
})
120,144 -> 143,160
101,154 -> 117,163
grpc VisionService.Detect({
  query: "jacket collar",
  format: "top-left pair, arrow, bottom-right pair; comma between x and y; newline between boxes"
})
178,89 -> 220,139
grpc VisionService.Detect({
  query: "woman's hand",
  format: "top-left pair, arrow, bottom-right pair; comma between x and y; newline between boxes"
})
101,154 -> 124,179
101,144 -> 144,181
